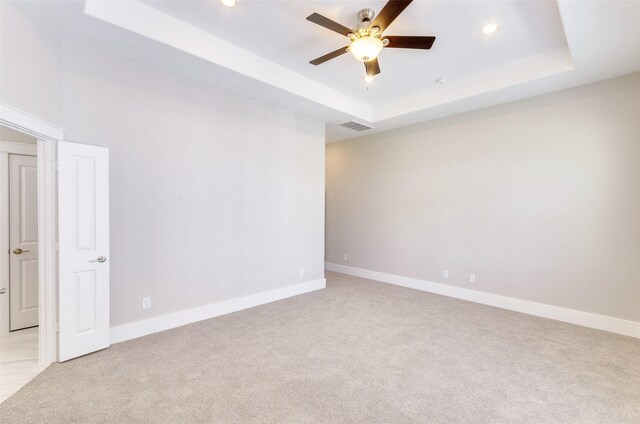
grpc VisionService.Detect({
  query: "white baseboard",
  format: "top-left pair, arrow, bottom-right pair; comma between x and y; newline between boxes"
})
110,278 -> 326,344
326,262 -> 640,339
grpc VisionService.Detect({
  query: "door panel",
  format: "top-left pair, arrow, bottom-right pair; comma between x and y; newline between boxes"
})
75,270 -> 97,333
58,141 -> 109,362
9,154 -> 39,331
20,259 -> 39,310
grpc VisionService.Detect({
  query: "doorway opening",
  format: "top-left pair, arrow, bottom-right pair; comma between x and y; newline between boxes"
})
0,104 -> 60,402
0,125 -> 46,402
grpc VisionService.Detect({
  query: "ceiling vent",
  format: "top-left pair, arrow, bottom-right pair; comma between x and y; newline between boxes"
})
340,121 -> 373,132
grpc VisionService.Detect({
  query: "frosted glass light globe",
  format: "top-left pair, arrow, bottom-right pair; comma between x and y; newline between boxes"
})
349,36 -> 383,62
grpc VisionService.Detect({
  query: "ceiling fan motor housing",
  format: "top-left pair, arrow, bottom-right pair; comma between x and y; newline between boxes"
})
357,8 -> 376,24
355,8 -> 377,33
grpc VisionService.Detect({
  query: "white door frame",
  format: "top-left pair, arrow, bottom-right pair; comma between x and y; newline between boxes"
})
0,102 -> 64,365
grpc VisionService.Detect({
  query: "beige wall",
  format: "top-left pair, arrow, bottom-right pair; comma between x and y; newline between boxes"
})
60,42 -> 325,326
326,72 -> 640,322
0,3 -> 61,125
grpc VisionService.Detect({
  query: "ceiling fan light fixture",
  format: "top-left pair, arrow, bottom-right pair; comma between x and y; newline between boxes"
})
307,1 -> 437,83
365,75 -> 375,83
349,36 -> 384,62
219,0 -> 236,7
482,23 -> 498,34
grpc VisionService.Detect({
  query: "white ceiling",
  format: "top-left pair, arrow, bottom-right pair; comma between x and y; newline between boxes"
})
22,1 -> 640,142
142,0 -> 568,104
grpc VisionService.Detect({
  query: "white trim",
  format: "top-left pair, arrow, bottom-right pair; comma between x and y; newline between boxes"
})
326,263 -> 640,339
0,152 -> 9,335
0,103 -> 64,141
111,278 -> 326,344
0,141 -> 37,156
0,103 -> 62,365
37,140 -> 57,365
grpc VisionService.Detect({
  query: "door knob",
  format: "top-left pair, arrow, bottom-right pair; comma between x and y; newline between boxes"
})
89,256 -> 107,263
13,248 -> 31,255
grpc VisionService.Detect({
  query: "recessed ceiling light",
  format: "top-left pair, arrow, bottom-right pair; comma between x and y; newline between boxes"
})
365,75 -> 375,83
482,23 -> 498,35
219,0 -> 236,7
435,77 -> 448,84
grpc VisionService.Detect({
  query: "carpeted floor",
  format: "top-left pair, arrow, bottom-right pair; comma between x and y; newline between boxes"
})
1,271 -> 639,423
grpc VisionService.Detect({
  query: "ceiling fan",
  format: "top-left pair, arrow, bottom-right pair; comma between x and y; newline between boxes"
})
306,0 -> 436,80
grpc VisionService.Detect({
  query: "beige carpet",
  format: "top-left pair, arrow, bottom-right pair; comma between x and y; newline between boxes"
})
1,271 -> 639,423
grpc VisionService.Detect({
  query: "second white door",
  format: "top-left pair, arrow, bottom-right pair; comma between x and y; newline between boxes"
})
9,154 -> 39,331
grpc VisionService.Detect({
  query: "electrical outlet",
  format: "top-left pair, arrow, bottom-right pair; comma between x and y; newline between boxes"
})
299,268 -> 304,277
344,254 -> 348,262
142,297 -> 151,309
469,274 -> 476,283
443,270 -> 449,278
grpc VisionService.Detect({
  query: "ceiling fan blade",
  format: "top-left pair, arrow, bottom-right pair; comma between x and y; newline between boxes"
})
306,13 -> 352,37
310,46 -> 349,66
384,36 -> 436,50
365,58 -> 381,77
371,0 -> 413,33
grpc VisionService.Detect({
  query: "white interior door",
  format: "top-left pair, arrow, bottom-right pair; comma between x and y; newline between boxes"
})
58,141 -> 110,362
9,154 -> 39,331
